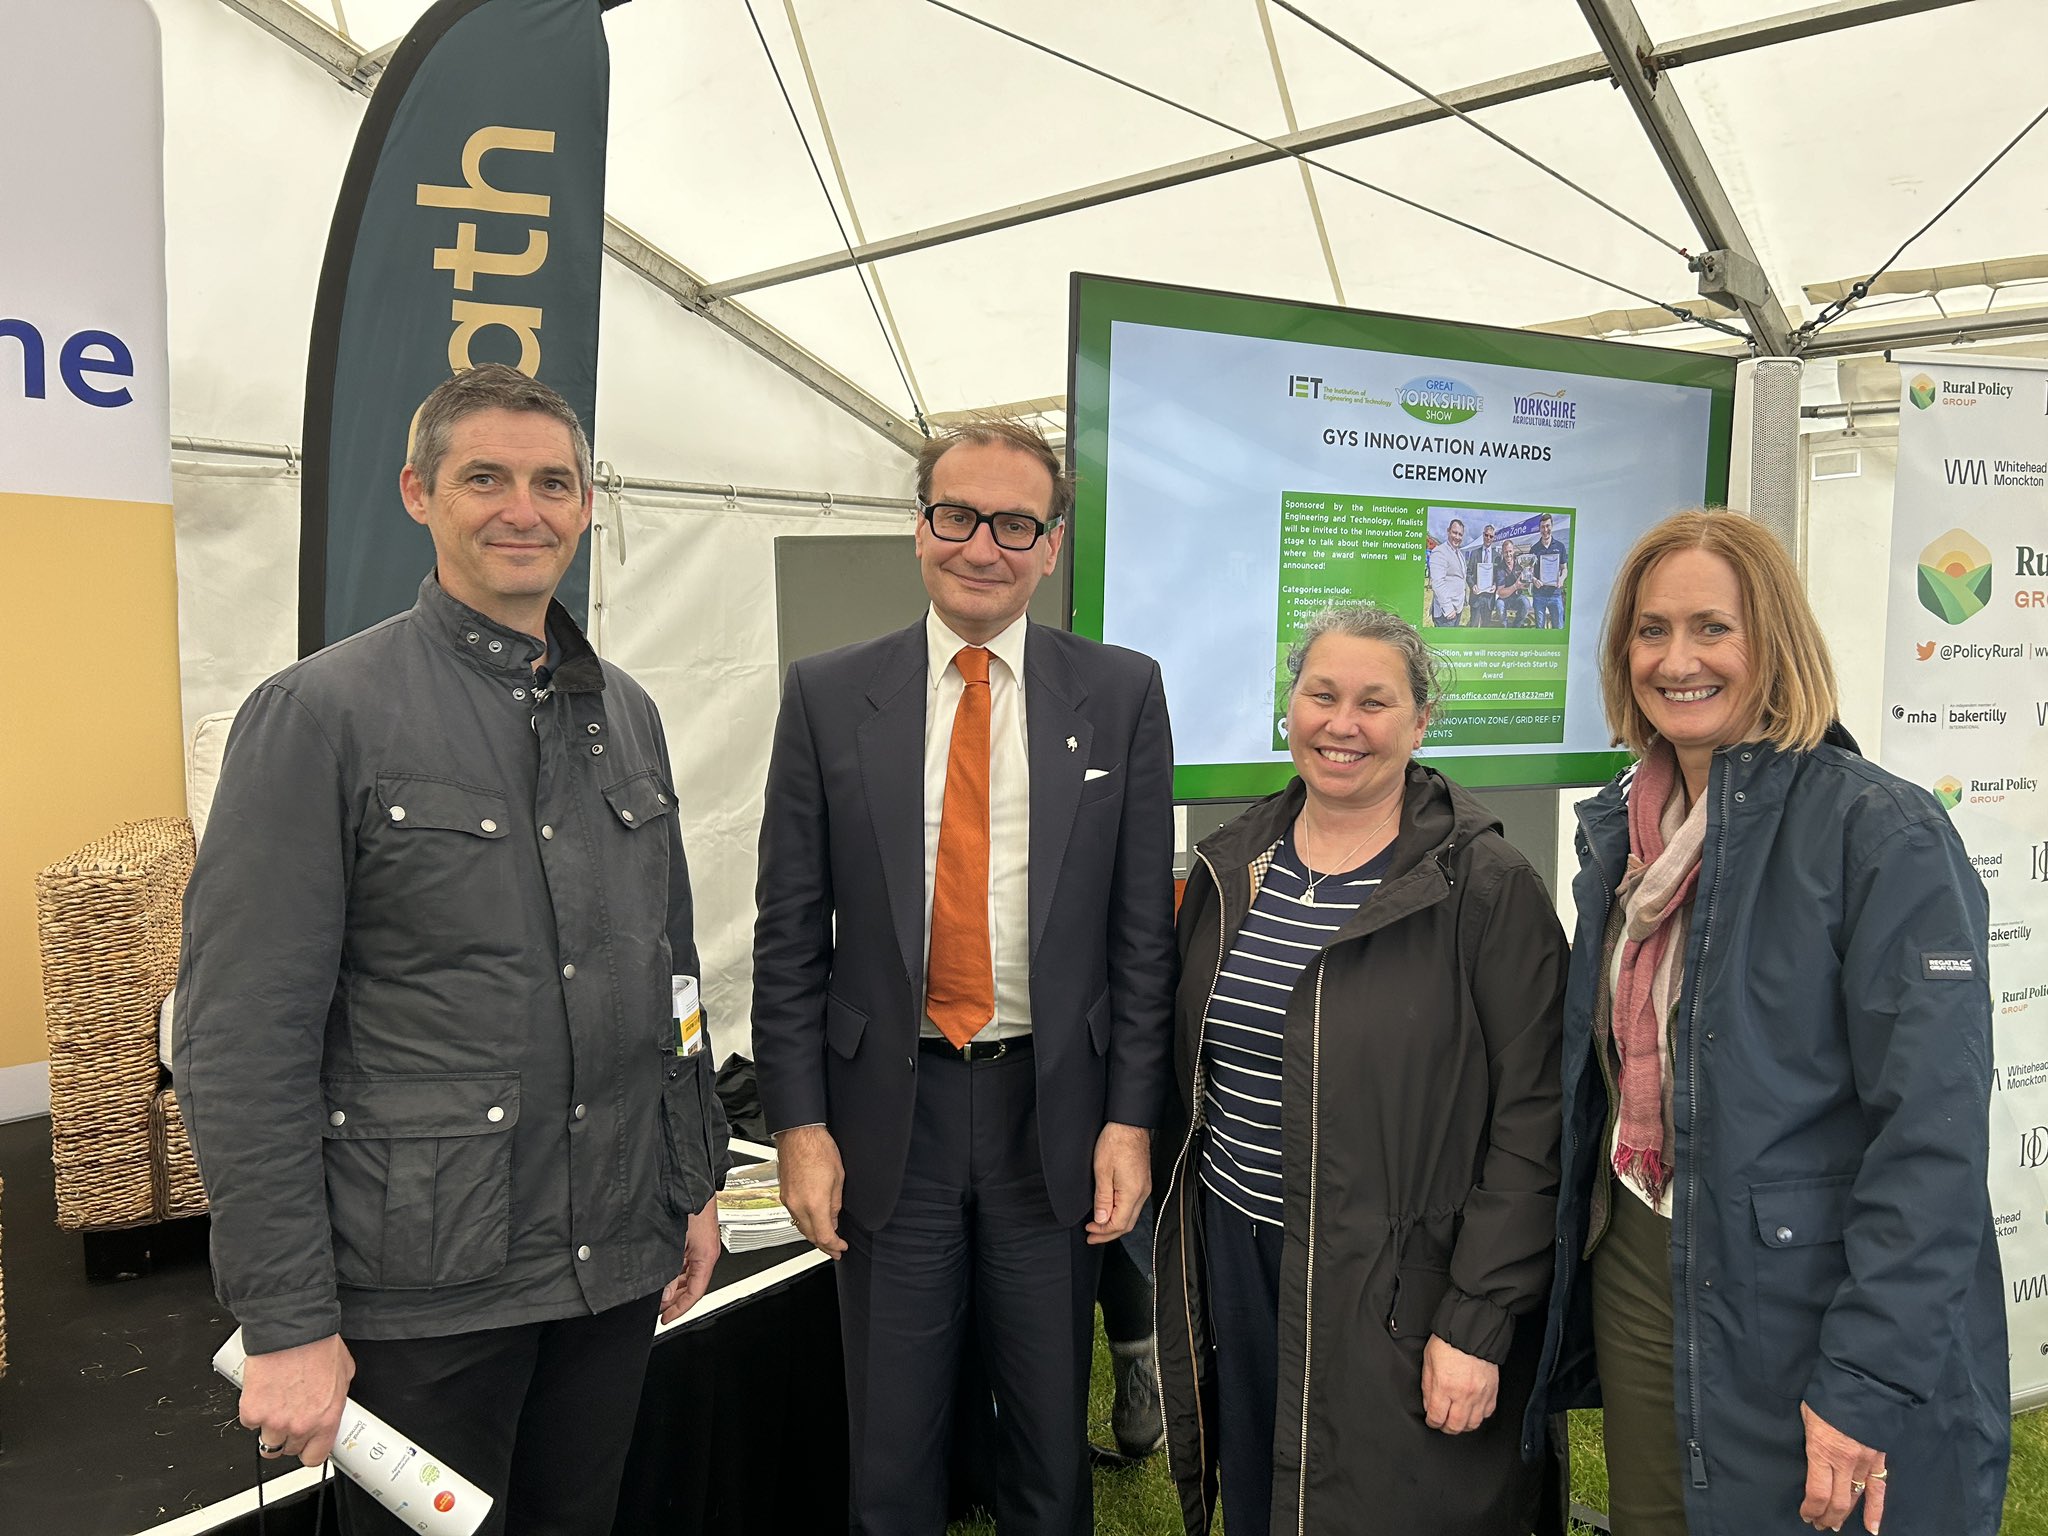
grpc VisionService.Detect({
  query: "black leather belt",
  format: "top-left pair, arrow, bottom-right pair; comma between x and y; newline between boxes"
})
919,1033 -> 1032,1062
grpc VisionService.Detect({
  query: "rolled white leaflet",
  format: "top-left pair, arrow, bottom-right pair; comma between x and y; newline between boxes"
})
213,1330 -> 494,1535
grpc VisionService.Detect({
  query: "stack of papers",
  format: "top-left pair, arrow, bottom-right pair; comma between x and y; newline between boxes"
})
716,1158 -> 804,1252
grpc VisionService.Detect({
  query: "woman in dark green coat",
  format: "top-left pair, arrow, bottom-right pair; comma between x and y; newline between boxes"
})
1154,603 -> 1567,1535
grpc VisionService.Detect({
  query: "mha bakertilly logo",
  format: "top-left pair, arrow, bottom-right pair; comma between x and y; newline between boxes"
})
1917,527 -> 1992,624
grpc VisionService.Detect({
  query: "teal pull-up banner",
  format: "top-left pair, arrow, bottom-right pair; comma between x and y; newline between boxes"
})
300,0 -> 622,652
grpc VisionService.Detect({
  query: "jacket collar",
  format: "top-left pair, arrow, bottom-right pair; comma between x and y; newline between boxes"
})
1194,760 -> 1500,887
412,573 -> 604,693
1580,725 -> 1863,872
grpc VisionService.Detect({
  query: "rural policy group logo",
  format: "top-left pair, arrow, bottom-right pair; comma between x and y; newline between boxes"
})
1399,375 -> 1483,425
1918,527 -> 1992,624
1910,373 -> 1938,409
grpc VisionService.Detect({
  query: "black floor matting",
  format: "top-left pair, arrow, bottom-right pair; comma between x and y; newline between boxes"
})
0,1114 -> 305,1533
0,1115 -> 841,1535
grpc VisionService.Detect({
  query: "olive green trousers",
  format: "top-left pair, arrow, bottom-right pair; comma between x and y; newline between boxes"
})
1589,1185 -> 1691,1536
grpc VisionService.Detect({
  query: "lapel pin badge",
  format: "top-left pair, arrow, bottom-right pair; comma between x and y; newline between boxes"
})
1065,736 -> 1078,752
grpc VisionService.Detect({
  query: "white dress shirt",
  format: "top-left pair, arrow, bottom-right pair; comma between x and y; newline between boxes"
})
921,608 -> 1033,1041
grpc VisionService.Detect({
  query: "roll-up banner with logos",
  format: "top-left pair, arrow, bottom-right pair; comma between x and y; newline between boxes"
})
301,0 -> 623,653
0,0 -> 185,1095
1880,352 -> 2048,1404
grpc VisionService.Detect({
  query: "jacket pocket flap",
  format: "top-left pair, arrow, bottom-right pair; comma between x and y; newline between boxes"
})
602,771 -> 675,831
1388,1263 -> 1452,1339
1751,1175 -> 1854,1248
826,994 -> 867,1059
1086,990 -> 1112,1055
376,775 -> 509,837
321,1073 -> 521,1139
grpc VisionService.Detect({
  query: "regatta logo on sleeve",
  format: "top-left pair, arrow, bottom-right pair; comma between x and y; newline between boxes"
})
1923,952 -> 1978,979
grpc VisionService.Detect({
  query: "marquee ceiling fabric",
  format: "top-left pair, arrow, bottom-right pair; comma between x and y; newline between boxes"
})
181,0 -> 2048,448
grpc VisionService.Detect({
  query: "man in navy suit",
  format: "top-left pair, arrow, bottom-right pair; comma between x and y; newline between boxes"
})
752,420 -> 1176,1534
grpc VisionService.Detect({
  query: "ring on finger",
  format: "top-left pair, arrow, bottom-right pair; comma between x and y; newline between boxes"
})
1871,1467 -> 1888,1481
257,1440 -> 285,1454
1850,1480 -> 1866,1494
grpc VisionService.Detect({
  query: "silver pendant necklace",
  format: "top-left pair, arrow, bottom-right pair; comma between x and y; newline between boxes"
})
1301,797 -> 1399,906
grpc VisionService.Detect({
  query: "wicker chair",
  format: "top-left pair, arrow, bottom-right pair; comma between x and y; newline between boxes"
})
36,818 -> 207,1240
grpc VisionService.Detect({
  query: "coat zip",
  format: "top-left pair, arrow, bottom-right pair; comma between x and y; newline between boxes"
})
1568,813 -> 1620,1257
1295,959 -> 1326,1535
1161,847 -> 1234,1530
1680,762 -> 1733,1491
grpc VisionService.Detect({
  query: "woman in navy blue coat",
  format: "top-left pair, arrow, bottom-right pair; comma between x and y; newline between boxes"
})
1524,510 -> 2008,1535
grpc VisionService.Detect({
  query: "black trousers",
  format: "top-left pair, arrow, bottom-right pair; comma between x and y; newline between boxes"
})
337,1292 -> 661,1536
838,1044 -> 1100,1536
1096,1200 -> 1155,1346
1202,1181 -> 1284,1536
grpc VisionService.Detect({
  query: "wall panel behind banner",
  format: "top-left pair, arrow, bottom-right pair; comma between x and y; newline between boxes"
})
1880,354 -> 2048,1406
0,1 -> 184,1098
172,462 -> 301,742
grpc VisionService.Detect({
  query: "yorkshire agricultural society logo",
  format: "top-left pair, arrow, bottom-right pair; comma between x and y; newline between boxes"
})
1399,375 -> 1482,425
1909,374 -> 1938,410
1917,527 -> 1993,625
1512,387 -> 1578,430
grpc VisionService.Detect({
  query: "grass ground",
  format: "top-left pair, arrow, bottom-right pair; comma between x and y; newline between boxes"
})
947,1326 -> 2048,1534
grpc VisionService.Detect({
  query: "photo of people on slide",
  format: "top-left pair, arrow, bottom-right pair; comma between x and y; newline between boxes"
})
1273,492 -> 1576,751
1424,507 -> 1571,629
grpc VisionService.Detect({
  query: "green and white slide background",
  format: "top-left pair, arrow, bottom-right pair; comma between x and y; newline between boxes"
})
1069,277 -> 1733,798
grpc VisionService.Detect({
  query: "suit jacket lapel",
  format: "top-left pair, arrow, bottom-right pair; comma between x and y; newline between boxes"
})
856,622 -> 929,993
1025,625 -> 1091,961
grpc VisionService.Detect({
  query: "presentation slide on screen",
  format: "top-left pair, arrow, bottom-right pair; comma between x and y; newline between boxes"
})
1087,313 -> 1720,792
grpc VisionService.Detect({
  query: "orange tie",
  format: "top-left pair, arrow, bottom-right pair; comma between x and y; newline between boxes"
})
927,645 -> 995,1047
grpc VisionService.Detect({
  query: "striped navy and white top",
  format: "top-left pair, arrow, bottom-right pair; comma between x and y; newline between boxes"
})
1198,832 -> 1391,1225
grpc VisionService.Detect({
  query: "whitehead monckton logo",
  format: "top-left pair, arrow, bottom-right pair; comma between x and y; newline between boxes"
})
1909,374 -> 1938,409
1917,527 -> 1993,624
1400,375 -> 1482,425
1933,776 -> 1964,810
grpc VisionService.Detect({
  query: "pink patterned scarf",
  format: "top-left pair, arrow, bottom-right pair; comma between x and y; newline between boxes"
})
1611,742 -> 1707,1202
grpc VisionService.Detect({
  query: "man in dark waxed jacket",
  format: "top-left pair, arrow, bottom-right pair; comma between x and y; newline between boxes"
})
176,366 -> 726,1535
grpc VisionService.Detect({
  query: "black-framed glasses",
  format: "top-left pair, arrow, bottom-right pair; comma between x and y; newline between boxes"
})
920,500 -> 1061,551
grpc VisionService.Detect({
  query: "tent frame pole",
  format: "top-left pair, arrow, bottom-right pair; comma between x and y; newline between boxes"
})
699,0 -> 1970,303
1577,0 -> 1796,354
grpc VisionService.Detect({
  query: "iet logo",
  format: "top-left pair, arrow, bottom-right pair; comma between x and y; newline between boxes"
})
1288,375 -> 1322,400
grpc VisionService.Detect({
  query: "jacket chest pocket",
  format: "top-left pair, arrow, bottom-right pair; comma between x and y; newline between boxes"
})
600,770 -> 675,884
371,775 -> 510,915
1748,1174 -> 1854,1397
322,1071 -> 519,1291
658,1051 -> 717,1222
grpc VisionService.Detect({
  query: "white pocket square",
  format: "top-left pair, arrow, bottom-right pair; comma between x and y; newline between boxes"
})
1084,768 -> 1110,781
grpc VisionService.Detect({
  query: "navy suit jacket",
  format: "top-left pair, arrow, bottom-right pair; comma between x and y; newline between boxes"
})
750,619 -> 1177,1229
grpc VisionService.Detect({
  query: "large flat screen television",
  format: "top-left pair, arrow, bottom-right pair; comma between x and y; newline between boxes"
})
1066,274 -> 1736,798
